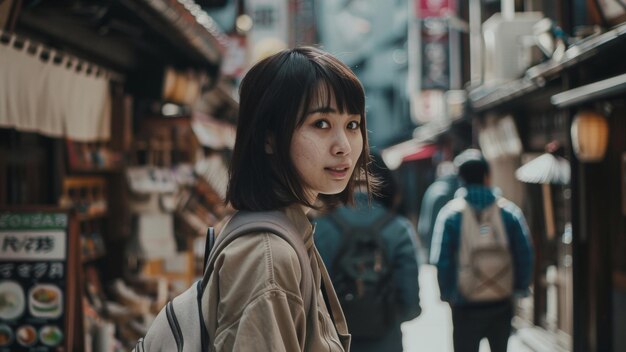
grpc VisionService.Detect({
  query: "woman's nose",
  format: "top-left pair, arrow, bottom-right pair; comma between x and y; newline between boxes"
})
331,129 -> 351,156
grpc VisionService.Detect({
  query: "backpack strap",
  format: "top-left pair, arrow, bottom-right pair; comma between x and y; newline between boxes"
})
200,210 -> 315,349
203,227 -> 215,274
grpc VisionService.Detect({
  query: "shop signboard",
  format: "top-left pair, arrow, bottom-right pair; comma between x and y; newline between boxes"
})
414,17 -> 449,123
287,0 -> 317,47
246,0 -> 289,61
0,210 -> 78,351
416,0 -> 456,19
421,17 -> 450,90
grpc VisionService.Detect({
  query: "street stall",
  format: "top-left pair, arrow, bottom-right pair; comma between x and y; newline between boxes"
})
466,1 -> 626,351
0,1 -> 238,350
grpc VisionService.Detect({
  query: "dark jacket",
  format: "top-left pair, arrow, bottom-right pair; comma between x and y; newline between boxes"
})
314,195 -> 421,352
418,174 -> 460,256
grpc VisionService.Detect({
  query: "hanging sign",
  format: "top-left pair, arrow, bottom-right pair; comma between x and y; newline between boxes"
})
421,18 -> 450,90
246,0 -> 289,61
417,0 -> 456,19
0,210 -> 77,352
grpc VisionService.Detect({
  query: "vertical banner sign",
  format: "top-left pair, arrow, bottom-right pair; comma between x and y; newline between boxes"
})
0,212 -> 69,351
421,18 -> 450,90
417,0 -> 455,19
288,0 -> 317,47
411,0 -> 458,124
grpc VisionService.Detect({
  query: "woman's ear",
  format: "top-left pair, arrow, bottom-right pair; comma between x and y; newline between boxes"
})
265,134 -> 275,154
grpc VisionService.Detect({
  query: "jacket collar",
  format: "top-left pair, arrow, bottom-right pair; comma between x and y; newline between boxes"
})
457,185 -> 497,211
283,204 -> 314,250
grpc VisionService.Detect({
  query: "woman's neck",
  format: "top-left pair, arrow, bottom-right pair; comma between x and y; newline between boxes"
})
299,204 -> 311,216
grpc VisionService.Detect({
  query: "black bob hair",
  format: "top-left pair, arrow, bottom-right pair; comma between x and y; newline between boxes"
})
226,46 -> 373,211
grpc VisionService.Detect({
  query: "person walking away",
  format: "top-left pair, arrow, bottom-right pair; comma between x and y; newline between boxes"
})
418,161 -> 460,258
315,155 -> 422,352
203,47 -> 374,351
430,149 -> 534,352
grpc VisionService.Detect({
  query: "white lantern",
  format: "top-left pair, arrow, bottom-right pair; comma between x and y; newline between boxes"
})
571,110 -> 609,162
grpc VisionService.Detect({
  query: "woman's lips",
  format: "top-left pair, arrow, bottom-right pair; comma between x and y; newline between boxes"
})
324,167 -> 349,179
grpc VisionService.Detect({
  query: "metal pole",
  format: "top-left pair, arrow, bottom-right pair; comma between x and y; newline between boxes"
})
469,0 -> 482,87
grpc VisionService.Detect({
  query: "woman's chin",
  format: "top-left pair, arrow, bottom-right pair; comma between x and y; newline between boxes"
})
318,186 -> 347,196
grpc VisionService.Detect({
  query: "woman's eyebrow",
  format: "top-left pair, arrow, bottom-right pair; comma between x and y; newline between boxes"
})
307,106 -> 336,115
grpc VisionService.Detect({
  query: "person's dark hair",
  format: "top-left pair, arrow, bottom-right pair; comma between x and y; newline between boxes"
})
453,149 -> 490,185
369,153 -> 399,211
226,47 -> 372,211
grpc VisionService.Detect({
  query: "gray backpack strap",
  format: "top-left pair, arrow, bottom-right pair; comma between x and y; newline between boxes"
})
200,210 -> 314,348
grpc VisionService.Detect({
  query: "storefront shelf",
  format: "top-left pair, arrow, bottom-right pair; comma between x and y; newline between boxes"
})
71,166 -> 124,174
551,72 -> 626,108
469,22 -> 626,113
527,22 -> 626,81
77,212 -> 109,222
468,78 -> 540,112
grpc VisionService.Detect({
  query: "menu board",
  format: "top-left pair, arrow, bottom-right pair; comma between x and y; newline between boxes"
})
0,211 -> 76,351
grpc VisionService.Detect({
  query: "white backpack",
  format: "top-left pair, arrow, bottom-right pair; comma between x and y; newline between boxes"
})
454,198 -> 513,302
133,210 -> 315,352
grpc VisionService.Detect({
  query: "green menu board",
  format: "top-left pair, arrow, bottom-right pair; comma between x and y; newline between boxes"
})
0,211 -> 77,351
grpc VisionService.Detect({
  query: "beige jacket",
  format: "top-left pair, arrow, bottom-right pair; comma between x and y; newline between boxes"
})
203,206 -> 351,351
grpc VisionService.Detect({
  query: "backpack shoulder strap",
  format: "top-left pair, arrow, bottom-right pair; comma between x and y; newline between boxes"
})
496,197 -> 512,210
203,227 -> 215,273
200,210 -> 315,339
448,197 -> 468,213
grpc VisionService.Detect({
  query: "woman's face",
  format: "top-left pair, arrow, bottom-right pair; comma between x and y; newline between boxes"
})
290,97 -> 363,203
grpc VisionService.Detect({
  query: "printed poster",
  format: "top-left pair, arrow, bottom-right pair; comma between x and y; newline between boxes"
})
0,212 -> 71,351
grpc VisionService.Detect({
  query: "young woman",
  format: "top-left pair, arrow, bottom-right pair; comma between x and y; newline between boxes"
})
203,47 -> 373,351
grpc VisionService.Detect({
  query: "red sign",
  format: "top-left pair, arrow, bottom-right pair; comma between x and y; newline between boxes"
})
417,0 -> 456,18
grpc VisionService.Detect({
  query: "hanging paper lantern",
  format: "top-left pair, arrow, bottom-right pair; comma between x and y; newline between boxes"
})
571,110 -> 609,162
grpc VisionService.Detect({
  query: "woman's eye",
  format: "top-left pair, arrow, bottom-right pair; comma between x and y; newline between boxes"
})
314,120 -> 330,128
347,121 -> 360,130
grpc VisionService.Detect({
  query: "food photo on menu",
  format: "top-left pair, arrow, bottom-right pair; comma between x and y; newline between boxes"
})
16,325 -> 37,347
29,285 -> 62,319
0,281 -> 65,349
0,325 -> 13,347
0,281 -> 26,321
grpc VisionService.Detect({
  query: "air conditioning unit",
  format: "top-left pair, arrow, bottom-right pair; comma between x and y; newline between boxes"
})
482,12 -> 543,85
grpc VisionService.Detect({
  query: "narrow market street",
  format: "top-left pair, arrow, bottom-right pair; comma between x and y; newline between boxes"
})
2,1 -> 626,351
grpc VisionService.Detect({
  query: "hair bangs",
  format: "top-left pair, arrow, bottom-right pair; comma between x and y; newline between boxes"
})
315,71 -> 364,115
293,54 -> 365,127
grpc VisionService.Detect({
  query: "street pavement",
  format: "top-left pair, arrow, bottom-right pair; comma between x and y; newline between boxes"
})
402,265 -> 533,352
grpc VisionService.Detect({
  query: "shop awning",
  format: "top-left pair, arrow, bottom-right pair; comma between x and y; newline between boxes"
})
382,140 -> 438,170
402,144 -> 438,162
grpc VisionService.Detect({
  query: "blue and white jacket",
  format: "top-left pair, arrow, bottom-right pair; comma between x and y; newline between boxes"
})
429,185 -> 534,306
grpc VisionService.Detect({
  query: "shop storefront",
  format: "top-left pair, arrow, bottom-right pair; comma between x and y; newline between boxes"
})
467,3 -> 626,351
389,1 -> 626,351
0,1 -> 238,350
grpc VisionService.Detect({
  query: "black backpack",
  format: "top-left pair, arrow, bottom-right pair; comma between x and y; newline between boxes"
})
327,211 -> 396,339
